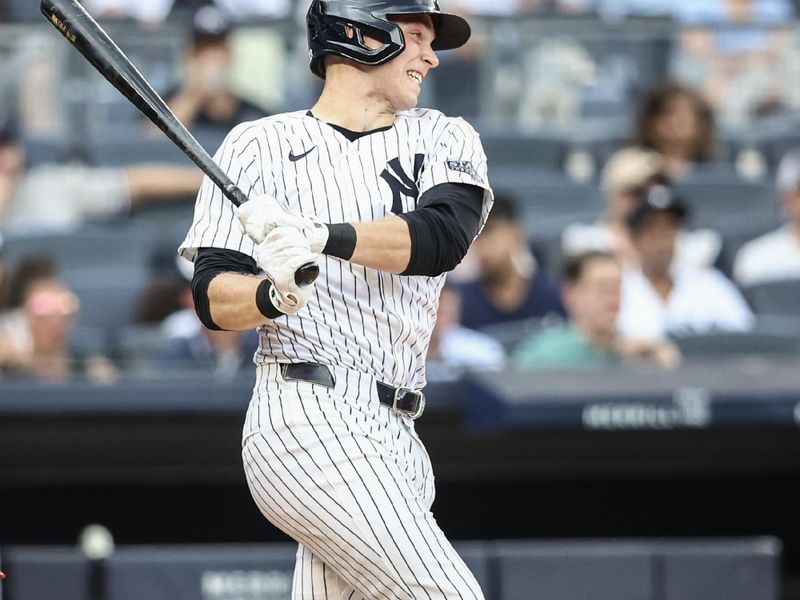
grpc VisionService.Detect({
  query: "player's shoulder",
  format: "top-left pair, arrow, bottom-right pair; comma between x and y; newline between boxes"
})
222,111 -> 308,146
397,109 -> 481,142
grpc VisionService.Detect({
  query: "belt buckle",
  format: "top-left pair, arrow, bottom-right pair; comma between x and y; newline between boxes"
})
392,387 -> 425,419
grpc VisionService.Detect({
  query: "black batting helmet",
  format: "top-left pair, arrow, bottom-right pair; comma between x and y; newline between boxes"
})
306,0 -> 470,79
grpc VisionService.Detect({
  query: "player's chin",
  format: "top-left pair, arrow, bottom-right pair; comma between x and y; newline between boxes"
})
395,91 -> 420,112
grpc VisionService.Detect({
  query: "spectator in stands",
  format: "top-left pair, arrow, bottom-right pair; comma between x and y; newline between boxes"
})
734,148 -> 800,286
618,184 -> 753,339
671,0 -> 794,126
0,118 -> 202,234
513,251 -> 680,370
82,0 -> 175,25
426,282 -> 506,380
459,194 -> 565,330
155,256 -> 258,379
164,6 -> 269,137
632,82 -> 716,180
0,265 -> 116,383
562,147 -> 722,268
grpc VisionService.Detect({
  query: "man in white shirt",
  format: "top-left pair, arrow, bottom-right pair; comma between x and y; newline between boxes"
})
618,184 -> 753,339
734,149 -> 800,286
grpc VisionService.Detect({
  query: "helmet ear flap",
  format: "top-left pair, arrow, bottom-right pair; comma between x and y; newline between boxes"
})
307,0 -> 405,79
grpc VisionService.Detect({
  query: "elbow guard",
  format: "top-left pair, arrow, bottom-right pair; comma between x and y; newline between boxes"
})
398,183 -> 484,277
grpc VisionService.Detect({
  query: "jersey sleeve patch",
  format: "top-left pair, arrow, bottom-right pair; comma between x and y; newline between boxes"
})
446,160 -> 480,182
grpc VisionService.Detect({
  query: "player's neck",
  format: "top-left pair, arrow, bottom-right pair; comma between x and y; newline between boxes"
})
311,74 -> 396,132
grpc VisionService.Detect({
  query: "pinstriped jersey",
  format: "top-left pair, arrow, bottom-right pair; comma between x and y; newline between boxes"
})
179,108 -> 493,389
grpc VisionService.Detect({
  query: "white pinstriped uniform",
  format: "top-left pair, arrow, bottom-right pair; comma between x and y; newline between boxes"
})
180,108 -> 492,599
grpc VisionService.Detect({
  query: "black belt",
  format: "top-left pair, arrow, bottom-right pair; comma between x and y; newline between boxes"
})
280,362 -> 426,419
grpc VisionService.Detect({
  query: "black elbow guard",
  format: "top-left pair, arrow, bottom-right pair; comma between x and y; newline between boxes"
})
399,210 -> 470,276
398,183 -> 483,277
191,269 -> 224,330
191,247 -> 261,330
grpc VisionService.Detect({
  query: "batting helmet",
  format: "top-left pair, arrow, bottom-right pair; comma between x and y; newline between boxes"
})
306,0 -> 470,79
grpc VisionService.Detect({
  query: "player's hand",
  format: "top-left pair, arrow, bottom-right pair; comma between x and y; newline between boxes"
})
256,227 -> 318,315
237,195 -> 329,253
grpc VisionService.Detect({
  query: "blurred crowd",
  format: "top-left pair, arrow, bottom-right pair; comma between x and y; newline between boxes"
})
1,0 -> 800,384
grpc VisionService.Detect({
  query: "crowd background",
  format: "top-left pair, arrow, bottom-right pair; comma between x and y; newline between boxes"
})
2,0 -> 800,380
1,1 -> 800,598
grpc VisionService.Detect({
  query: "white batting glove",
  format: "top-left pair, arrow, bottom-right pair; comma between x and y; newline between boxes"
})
237,195 -> 329,254
257,227 -> 319,315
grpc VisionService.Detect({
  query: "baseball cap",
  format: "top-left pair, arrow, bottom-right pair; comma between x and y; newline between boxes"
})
601,147 -> 666,196
191,5 -> 231,44
626,184 -> 688,230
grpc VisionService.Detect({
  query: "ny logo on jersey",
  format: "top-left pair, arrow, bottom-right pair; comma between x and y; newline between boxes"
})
380,154 -> 424,214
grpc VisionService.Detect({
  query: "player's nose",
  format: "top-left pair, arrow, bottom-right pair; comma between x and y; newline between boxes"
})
422,43 -> 439,69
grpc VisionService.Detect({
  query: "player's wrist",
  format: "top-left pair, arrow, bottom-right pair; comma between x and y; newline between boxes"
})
322,223 -> 357,260
255,278 -> 285,319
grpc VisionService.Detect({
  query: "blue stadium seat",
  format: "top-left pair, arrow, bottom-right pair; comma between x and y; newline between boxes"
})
1,225 -> 156,275
480,131 -> 568,170
671,320 -> 800,358
0,546 -> 91,600
658,538 -> 781,600
83,125 -> 194,167
493,540 -> 654,600
65,266 -> 151,335
492,167 -> 604,238
674,171 -> 780,234
743,279 -> 800,318
22,135 -> 72,167
105,544 -> 297,600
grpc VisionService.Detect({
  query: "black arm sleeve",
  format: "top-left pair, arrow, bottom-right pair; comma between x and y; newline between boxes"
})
397,182 -> 484,277
191,247 -> 280,330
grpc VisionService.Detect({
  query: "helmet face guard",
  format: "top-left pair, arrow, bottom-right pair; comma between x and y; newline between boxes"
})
307,0 -> 470,79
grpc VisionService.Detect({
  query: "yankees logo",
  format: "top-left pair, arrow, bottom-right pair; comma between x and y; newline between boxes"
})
380,154 -> 424,213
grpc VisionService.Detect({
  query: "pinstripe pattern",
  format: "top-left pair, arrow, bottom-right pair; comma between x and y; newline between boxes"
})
179,108 -> 492,390
180,106 -> 492,599
242,364 -> 484,599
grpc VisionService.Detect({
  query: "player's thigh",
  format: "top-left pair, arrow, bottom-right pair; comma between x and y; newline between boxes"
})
242,387 -> 483,600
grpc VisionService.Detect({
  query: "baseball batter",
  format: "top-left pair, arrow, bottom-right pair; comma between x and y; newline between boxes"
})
179,0 -> 492,597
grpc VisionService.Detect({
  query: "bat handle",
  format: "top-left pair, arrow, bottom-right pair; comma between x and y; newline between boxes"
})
295,262 -> 320,286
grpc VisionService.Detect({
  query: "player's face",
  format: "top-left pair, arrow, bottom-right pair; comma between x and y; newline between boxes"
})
363,15 -> 440,111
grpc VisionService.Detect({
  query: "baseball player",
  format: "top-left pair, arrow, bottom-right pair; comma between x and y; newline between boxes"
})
179,0 -> 492,597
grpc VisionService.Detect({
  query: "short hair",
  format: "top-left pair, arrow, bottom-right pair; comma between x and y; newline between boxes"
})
563,251 -> 617,284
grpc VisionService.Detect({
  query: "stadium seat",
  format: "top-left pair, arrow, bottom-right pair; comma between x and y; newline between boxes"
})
493,540 -> 654,600
105,544 -> 296,600
671,321 -> 800,359
1,225 -> 156,275
743,279 -> 800,318
480,130 -> 568,171
658,538 -> 781,600
84,132 -> 194,167
22,135 -> 72,167
674,171 -> 780,234
0,546 -> 91,600
492,166 -> 604,239
65,266 -> 151,336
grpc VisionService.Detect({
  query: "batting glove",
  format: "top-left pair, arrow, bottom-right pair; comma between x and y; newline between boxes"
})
238,195 -> 329,254
256,227 -> 319,315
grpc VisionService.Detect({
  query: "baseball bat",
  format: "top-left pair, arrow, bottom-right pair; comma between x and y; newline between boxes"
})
40,0 -> 319,286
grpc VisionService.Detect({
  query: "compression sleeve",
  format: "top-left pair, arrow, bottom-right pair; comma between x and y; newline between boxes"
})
191,247 -> 282,330
397,182 -> 484,277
